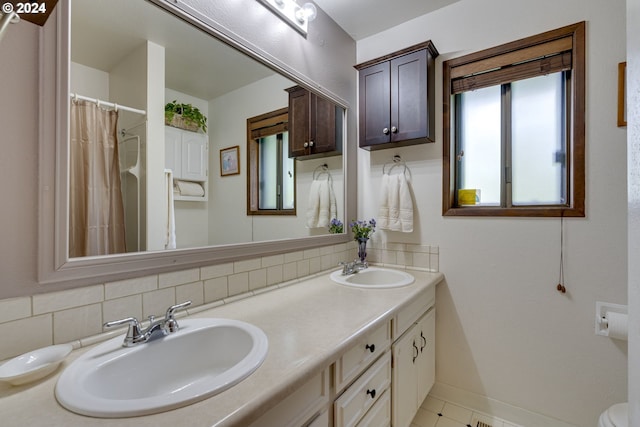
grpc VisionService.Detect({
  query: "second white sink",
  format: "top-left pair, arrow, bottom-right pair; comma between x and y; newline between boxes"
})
55,318 -> 268,418
330,267 -> 415,288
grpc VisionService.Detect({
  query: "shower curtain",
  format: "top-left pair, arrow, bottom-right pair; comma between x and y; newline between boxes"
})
69,100 -> 126,257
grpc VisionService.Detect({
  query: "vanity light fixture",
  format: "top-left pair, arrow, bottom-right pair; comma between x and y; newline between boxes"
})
0,11 -> 20,45
257,0 -> 317,37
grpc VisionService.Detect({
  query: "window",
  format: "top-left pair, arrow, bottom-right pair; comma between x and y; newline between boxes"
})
247,108 -> 296,215
443,22 -> 585,217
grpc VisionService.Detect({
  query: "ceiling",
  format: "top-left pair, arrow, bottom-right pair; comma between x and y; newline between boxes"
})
313,0 -> 461,40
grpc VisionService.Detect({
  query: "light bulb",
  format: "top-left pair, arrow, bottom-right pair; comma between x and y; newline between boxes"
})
295,2 -> 317,23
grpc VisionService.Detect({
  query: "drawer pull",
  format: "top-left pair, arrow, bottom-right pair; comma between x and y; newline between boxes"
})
366,388 -> 376,399
420,331 -> 426,353
412,340 -> 419,363
365,343 -> 375,353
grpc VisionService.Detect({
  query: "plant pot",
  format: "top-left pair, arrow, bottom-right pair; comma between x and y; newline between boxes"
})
165,113 -> 200,132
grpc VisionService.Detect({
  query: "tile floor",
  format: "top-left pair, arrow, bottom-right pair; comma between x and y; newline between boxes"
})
411,395 -> 523,427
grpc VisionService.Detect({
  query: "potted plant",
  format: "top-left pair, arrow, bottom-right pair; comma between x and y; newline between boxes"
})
164,100 -> 208,133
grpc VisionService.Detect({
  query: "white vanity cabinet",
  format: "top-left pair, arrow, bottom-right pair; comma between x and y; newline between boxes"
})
165,126 -> 208,201
391,286 -> 436,427
247,369 -> 330,427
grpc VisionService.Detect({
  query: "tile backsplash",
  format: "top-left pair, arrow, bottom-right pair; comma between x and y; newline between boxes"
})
0,241 -> 438,361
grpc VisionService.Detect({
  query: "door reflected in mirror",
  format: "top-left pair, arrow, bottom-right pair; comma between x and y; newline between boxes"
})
68,0 -> 345,258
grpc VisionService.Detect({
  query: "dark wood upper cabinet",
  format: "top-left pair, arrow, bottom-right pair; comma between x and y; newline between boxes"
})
286,86 -> 341,159
355,41 -> 438,150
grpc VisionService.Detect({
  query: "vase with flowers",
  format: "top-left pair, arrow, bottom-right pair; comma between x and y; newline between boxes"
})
350,218 -> 376,265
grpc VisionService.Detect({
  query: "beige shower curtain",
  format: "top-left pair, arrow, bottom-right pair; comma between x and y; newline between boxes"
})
69,100 -> 126,257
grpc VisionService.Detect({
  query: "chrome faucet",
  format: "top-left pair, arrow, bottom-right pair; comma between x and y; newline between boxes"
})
104,301 -> 192,347
339,260 -> 368,275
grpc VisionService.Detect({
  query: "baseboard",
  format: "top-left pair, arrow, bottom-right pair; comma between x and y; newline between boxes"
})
429,382 -> 579,427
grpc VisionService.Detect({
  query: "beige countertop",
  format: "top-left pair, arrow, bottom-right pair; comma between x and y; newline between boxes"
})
0,267 -> 443,427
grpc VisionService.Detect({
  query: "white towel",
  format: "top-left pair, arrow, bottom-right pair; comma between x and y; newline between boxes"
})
175,180 -> 205,197
378,173 -> 413,232
164,169 -> 176,249
307,179 -> 337,228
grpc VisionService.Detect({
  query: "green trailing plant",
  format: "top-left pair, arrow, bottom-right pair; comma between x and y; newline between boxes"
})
164,100 -> 208,133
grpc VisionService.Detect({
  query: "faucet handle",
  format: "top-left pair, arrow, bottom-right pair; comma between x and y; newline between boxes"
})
165,301 -> 192,320
104,317 -> 142,343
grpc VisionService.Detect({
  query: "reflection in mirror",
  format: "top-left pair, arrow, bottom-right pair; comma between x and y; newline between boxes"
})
68,0 -> 345,258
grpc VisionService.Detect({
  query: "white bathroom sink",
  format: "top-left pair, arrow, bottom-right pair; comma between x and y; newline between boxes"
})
55,318 -> 268,418
330,267 -> 415,288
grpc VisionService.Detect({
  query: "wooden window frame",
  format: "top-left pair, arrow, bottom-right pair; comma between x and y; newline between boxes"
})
442,22 -> 585,217
247,108 -> 296,216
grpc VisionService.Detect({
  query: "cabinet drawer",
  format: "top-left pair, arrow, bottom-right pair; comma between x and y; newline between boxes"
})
249,369 -> 329,427
355,388 -> 390,427
334,351 -> 391,427
393,285 -> 435,339
334,320 -> 391,392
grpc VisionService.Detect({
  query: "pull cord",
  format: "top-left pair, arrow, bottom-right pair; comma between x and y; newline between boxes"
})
557,214 -> 567,294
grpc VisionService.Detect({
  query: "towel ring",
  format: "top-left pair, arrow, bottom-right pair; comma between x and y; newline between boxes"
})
383,155 -> 408,175
313,164 -> 331,181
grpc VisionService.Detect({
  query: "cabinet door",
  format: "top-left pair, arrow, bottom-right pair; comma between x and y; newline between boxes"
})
181,132 -> 207,181
311,94 -> 337,154
288,86 -> 311,157
390,49 -> 428,143
391,323 -> 419,427
358,61 -> 391,148
165,126 -> 182,177
416,309 -> 435,405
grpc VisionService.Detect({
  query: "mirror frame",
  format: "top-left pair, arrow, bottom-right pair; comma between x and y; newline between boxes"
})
38,0 -> 354,287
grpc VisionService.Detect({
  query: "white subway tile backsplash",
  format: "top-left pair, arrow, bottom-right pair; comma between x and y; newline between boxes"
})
53,304 -> 102,344
297,259 -> 310,277
159,268 -> 200,288
283,261 -> 298,281
248,268 -> 267,291
0,314 -> 53,361
0,242 -> 431,362
266,265 -> 283,286
303,248 -> 321,259
33,284 -> 103,315
262,254 -> 284,268
204,277 -> 228,303
284,250 -> 304,263
105,275 -> 157,300
142,288 -> 176,319
228,272 -> 249,296
102,295 -> 143,324
176,282 -> 204,307
234,259 -> 261,273
201,262 -> 234,280
0,297 -> 31,323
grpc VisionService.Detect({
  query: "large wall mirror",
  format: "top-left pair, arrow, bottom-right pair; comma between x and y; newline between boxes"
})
38,0 -> 352,286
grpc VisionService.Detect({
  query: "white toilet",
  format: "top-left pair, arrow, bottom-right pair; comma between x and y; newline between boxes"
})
598,403 -> 628,427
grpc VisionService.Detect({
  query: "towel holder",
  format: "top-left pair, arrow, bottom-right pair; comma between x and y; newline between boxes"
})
313,163 -> 332,181
383,155 -> 408,175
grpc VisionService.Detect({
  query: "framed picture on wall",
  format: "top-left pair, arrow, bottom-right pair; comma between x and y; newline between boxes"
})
220,145 -> 240,176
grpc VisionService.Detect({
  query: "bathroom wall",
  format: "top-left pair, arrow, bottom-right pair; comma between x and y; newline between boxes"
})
357,1 -> 627,426
627,0 -> 639,424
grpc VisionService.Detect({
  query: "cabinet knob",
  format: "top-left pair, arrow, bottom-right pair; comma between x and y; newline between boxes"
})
303,142 -> 309,148
309,140 -> 314,147
391,126 -> 398,133
383,127 -> 390,135
365,343 -> 375,353
366,388 -> 376,399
